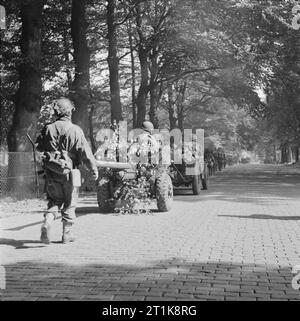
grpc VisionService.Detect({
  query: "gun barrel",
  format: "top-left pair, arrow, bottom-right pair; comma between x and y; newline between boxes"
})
95,160 -> 132,170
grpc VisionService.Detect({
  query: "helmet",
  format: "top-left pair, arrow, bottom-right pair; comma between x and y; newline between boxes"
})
53,98 -> 75,117
141,121 -> 154,134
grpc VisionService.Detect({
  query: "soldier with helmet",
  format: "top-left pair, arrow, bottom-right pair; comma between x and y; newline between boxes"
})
36,97 -> 98,244
139,121 -> 159,149
128,121 -> 160,165
216,147 -> 226,171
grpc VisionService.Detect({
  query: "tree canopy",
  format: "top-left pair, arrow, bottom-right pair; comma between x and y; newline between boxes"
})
0,0 -> 298,162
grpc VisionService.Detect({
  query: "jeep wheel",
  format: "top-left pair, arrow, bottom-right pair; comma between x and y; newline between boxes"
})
192,174 -> 202,195
97,177 -> 115,213
156,173 -> 173,212
201,163 -> 209,190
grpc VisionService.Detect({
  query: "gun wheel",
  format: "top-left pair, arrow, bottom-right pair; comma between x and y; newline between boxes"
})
156,173 -> 173,212
192,174 -> 202,195
97,177 -> 115,213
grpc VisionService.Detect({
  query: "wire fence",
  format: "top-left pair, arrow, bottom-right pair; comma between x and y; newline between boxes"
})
0,151 -> 43,199
0,151 -> 95,199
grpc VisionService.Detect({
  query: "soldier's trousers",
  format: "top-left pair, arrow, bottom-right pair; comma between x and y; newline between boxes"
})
44,170 -> 79,224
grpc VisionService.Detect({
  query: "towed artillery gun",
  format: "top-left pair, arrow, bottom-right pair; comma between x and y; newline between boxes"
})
95,146 -> 173,213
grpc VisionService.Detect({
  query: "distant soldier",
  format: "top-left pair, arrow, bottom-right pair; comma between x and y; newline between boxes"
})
217,148 -> 224,171
36,98 -> 98,244
222,151 -> 227,169
211,150 -> 218,174
204,149 -> 216,176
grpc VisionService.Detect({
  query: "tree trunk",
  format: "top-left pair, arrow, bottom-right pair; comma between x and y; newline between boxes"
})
135,3 -> 149,128
70,0 -> 90,136
176,80 -> 187,132
0,32 -> 4,146
149,48 -> 160,128
136,48 -> 149,127
128,21 -> 137,128
167,84 -> 177,130
89,102 -> 96,153
168,108 -> 177,130
7,0 -> 44,195
178,112 -> 184,133
149,86 -> 159,128
63,28 -> 73,92
7,0 -> 43,152
106,0 -> 122,124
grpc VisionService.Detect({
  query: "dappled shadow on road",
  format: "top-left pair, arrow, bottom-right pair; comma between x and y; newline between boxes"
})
1,258 -> 299,300
219,214 -> 300,221
0,238 -> 45,249
176,166 -> 300,204
76,207 -> 101,215
4,220 -> 46,232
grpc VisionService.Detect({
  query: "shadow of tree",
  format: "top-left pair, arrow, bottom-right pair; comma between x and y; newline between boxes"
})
219,214 -> 300,221
176,167 -> 300,204
0,238 -> 45,249
1,258 -> 300,301
4,220 -> 46,232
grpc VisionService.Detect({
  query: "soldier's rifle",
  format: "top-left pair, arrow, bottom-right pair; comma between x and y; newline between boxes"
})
26,133 -> 40,195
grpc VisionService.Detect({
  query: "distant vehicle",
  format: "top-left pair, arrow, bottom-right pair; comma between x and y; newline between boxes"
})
169,137 -> 208,195
169,159 -> 209,195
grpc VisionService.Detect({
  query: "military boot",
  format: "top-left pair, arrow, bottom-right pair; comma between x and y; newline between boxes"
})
40,213 -> 55,244
62,222 -> 76,244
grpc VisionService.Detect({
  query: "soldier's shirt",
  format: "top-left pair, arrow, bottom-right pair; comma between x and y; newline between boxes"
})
36,116 -> 97,175
127,132 -> 160,164
137,132 -> 160,151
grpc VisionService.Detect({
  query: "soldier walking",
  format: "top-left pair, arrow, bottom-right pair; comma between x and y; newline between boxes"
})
36,98 -> 98,244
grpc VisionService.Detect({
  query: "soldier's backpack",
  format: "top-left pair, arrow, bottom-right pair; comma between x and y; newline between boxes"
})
42,123 -> 74,176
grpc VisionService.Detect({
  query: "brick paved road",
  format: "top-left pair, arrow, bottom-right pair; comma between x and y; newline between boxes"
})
1,164 -> 300,301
